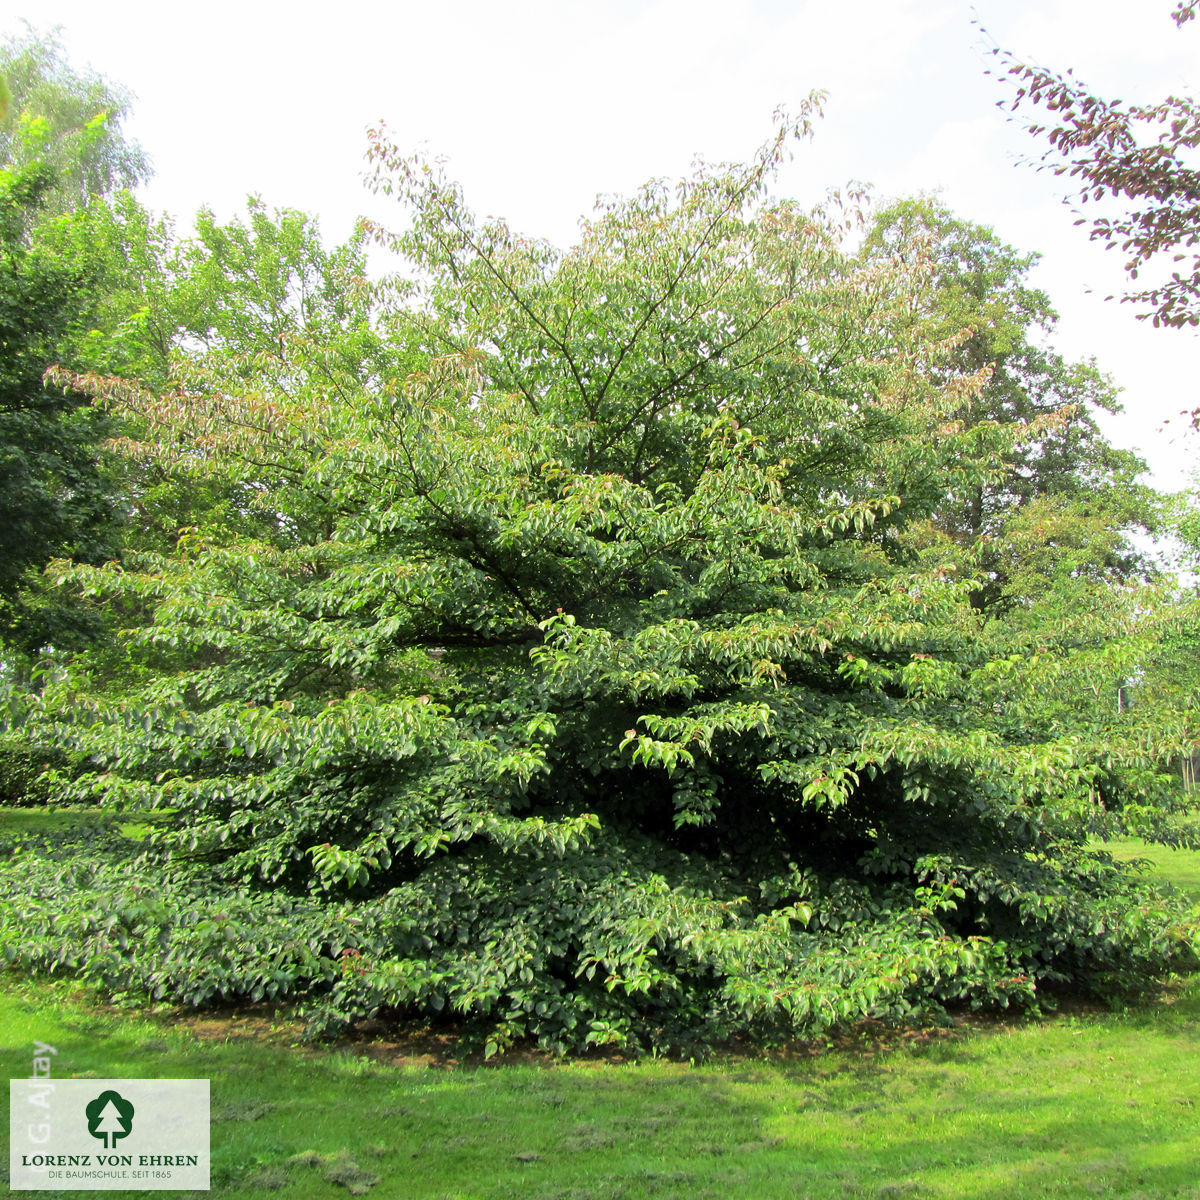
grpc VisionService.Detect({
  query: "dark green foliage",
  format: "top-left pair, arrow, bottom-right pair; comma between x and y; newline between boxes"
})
0,29 -> 157,653
2,111 -> 1197,1055
0,738 -> 64,806
2,819 -> 1193,1057
0,161 -> 117,649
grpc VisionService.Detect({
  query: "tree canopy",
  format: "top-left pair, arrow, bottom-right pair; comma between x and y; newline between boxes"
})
859,198 -> 1157,618
2,106 -> 1196,1056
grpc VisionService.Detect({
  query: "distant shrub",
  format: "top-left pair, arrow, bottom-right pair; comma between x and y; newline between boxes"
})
0,738 -> 68,807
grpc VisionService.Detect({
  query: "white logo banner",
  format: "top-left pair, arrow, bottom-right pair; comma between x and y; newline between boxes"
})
9,1078 -> 210,1191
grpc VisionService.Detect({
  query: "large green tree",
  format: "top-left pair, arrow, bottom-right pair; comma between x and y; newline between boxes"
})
44,195 -> 391,557
3,112 -> 1195,1055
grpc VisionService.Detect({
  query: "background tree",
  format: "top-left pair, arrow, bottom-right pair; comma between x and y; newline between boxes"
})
48,195 -> 393,557
1150,479 -> 1200,798
0,25 -> 380,650
0,162 -> 117,650
859,198 -> 1158,616
0,24 -> 148,216
0,29 -> 150,652
983,2 -> 1200,798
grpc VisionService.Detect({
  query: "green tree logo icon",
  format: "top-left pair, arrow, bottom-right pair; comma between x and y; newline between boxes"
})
85,1090 -> 135,1149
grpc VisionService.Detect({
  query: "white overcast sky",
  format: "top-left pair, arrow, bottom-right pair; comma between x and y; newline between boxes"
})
5,0 -> 1198,490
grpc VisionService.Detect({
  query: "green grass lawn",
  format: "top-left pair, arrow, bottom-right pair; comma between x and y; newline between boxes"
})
0,806 -> 109,836
1100,837 -> 1200,902
2,816 -> 1200,1199
0,805 -> 175,842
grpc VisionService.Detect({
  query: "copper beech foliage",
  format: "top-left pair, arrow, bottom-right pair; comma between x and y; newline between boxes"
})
988,2 -> 1200,422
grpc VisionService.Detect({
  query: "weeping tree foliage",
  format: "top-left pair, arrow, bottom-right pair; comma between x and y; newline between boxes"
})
3,108 -> 1197,1056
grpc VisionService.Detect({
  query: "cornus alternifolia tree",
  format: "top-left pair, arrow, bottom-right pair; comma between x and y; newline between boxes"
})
3,106 -> 1196,1056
